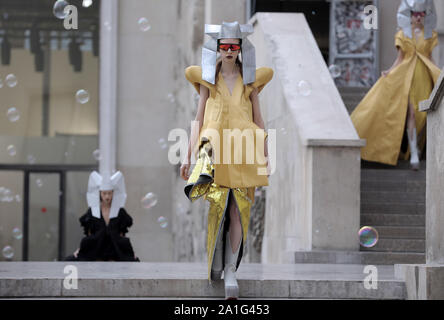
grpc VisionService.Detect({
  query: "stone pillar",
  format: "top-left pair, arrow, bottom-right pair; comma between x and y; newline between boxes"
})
395,69 -> 444,299
116,0 -> 180,261
99,0 -> 118,174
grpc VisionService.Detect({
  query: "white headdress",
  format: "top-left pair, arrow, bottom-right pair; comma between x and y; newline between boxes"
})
86,170 -> 127,219
202,21 -> 256,85
397,0 -> 437,39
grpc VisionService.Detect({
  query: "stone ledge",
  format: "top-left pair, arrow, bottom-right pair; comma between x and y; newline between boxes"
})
294,250 -> 425,265
394,264 -> 444,299
0,262 -> 405,299
306,138 -> 366,147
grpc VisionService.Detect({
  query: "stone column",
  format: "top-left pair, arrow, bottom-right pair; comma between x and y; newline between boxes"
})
395,69 -> 444,299
99,0 -> 118,174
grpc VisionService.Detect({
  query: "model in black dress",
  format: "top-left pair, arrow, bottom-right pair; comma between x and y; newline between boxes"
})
64,207 -> 139,261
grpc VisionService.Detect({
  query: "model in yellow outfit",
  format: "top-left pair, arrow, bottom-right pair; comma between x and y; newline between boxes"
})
350,9 -> 440,168
179,21 -> 273,299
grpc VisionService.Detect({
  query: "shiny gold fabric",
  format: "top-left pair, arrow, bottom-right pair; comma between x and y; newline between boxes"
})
185,65 -> 272,187
184,141 -> 254,281
350,29 -> 440,165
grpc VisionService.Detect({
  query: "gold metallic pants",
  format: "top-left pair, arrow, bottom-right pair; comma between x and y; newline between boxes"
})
184,140 -> 254,281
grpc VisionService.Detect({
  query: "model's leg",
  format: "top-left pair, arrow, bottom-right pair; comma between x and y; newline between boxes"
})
406,99 -> 419,170
228,194 -> 242,253
224,191 -> 242,299
211,220 -> 224,280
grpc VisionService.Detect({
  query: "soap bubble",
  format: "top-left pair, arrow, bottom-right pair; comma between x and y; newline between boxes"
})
2,246 -> 14,259
298,80 -> 312,96
167,93 -> 176,104
76,89 -> 90,104
7,145 -> 16,157
138,17 -> 151,32
7,107 -> 20,122
349,43 -> 358,52
27,154 -> 36,164
158,138 -> 168,150
36,179 -> 43,188
359,226 -> 379,248
92,149 -> 101,161
329,64 -> 341,78
1,188 -> 13,202
157,216 -> 168,228
12,228 -> 23,240
141,192 -> 158,209
5,74 -> 18,87
82,0 -> 93,7
53,0 -> 69,19
103,21 -> 112,31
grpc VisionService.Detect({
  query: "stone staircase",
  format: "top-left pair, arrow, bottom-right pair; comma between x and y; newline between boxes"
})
293,87 -> 426,266
293,161 -> 426,266
338,87 -> 368,114
359,160 -> 426,262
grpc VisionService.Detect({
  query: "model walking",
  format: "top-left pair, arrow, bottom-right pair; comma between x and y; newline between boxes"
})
351,0 -> 440,169
180,21 -> 273,299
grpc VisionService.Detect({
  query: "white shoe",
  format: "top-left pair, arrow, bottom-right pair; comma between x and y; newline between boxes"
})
224,230 -> 241,300
407,128 -> 420,170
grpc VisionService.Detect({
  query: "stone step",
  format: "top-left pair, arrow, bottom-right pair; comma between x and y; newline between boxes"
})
372,226 -> 425,239
361,214 -> 425,227
361,160 -> 426,170
362,169 -> 426,182
360,239 -> 425,253
361,191 -> 425,203
293,250 -> 425,265
361,180 -> 426,193
0,262 -> 406,300
361,202 -> 425,215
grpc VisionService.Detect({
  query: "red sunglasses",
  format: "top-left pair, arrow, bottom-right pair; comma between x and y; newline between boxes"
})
218,43 -> 241,51
411,11 -> 426,17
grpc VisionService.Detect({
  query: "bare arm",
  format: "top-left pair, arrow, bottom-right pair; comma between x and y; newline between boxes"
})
250,88 -> 268,158
180,84 -> 209,180
382,48 -> 404,76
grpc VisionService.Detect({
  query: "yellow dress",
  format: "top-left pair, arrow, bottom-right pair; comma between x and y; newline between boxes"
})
183,65 -> 273,281
350,29 -> 440,165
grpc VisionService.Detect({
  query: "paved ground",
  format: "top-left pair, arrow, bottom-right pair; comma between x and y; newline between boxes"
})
0,262 -> 406,299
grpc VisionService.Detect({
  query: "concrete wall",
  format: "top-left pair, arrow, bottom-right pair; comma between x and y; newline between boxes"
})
419,69 -> 444,264
250,13 -> 363,264
116,0 -> 181,261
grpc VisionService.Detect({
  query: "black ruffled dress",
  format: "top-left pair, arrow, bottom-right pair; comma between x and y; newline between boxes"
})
64,207 -> 140,262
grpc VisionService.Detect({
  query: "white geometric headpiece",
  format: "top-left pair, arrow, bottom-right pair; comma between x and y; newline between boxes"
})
202,21 -> 256,85
397,0 -> 437,39
86,170 -> 127,219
